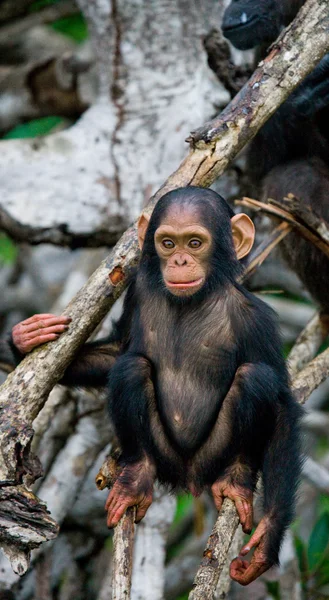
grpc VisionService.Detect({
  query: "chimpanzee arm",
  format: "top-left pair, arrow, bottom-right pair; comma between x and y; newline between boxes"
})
0,330 -> 121,388
59,339 -> 121,387
0,279 -> 137,385
248,53 -> 329,179
230,392 -> 303,585
0,337 -> 18,373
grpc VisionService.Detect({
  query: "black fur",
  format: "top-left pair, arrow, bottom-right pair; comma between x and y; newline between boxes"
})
0,188 -> 303,568
107,187 -> 302,566
222,0 -> 329,315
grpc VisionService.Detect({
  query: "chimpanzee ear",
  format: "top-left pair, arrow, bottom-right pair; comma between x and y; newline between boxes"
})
137,213 -> 151,250
230,213 -> 255,259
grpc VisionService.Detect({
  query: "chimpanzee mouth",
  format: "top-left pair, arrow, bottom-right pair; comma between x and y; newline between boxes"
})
166,278 -> 204,289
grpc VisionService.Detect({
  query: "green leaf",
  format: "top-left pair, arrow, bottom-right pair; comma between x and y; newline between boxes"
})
51,14 -> 88,42
265,581 -> 280,600
308,513 -> 329,572
172,494 -> 193,526
0,234 -> 17,264
29,0 -> 60,12
3,117 -> 63,140
294,534 -> 308,576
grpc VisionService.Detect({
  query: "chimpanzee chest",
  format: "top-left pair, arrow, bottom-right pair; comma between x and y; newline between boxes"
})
141,303 -> 237,452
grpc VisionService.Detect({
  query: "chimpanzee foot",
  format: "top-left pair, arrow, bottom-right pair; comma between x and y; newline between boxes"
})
211,479 -> 253,534
105,460 -> 154,528
230,517 -> 272,585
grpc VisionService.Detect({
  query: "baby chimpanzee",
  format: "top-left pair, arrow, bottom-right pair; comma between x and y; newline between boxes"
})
1,187 -> 302,586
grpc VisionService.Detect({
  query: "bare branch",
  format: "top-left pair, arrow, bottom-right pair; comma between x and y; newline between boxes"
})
237,196 -> 329,259
189,500 -> 240,600
1,0 -> 329,576
288,314 -> 326,378
112,509 -> 135,600
0,203 -> 120,248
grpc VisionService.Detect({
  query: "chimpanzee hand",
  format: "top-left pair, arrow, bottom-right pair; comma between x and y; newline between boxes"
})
105,460 -> 154,528
211,479 -> 253,534
230,517 -> 272,585
12,314 -> 71,354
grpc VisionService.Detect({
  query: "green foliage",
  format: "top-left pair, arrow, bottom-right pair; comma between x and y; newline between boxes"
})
29,0 -> 88,42
266,581 -> 280,600
308,513 -> 329,572
172,494 -> 194,527
0,234 -> 17,264
51,14 -> 88,43
292,512 -> 329,598
29,0 -> 60,11
3,116 -> 63,139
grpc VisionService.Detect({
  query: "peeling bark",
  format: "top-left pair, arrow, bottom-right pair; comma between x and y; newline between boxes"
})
1,0 -> 329,580
188,500 -> 240,600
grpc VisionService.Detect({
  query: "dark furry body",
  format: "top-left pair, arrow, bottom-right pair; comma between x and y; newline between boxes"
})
222,0 -> 329,314
0,188 -> 303,566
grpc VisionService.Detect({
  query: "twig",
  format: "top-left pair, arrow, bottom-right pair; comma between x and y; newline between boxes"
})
288,313 -> 326,378
237,196 -> 329,259
203,28 -> 253,97
189,499 -> 240,600
293,346 -> 329,405
112,508 -> 136,600
96,454 -> 136,600
242,221 -> 292,280
1,0 -> 329,574
215,527 -> 244,599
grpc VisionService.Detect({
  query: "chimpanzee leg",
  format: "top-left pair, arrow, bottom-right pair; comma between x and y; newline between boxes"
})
230,397 -> 303,585
106,352 -> 182,526
105,353 -> 155,526
190,363 -> 279,534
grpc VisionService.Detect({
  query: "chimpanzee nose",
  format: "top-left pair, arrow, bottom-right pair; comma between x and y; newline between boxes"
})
175,255 -> 187,266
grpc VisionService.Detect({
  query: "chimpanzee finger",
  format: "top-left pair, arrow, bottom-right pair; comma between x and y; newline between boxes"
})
135,497 -> 152,522
21,316 -> 71,333
242,500 -> 253,533
230,555 -> 270,585
107,502 -> 124,527
105,490 -> 116,512
229,557 -> 249,580
211,491 -> 224,512
234,498 -> 248,531
19,313 -> 61,325
20,334 -> 60,353
240,518 -> 267,555
24,324 -> 69,341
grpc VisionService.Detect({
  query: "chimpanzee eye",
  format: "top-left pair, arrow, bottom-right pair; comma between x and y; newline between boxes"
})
188,239 -> 202,249
162,239 -> 175,249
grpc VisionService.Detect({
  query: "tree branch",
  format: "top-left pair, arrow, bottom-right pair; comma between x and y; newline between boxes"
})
0,203 -> 120,249
1,0 -> 329,576
237,196 -> 329,259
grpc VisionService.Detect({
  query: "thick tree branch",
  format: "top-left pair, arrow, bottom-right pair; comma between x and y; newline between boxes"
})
188,500 -> 240,600
1,0 -> 329,575
0,204 -> 120,249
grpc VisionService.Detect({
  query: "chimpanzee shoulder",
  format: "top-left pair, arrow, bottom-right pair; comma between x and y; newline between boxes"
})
232,284 -> 287,373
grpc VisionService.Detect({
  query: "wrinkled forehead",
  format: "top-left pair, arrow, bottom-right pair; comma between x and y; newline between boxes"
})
159,203 -> 205,229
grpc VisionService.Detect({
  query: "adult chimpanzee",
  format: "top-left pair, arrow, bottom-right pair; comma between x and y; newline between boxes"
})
222,0 -> 329,316
222,0 -> 304,53
0,187 -> 303,586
